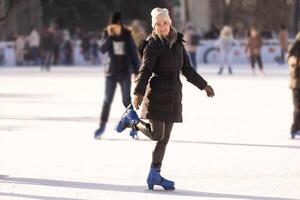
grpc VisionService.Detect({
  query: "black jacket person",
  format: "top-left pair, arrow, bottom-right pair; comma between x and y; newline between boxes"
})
130,8 -> 214,190
287,32 -> 300,138
94,11 -> 139,139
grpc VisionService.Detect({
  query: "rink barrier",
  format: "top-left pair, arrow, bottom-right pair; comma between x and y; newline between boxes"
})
0,39 -> 294,66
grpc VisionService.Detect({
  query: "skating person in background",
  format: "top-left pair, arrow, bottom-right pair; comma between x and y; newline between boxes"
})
278,24 -> 289,65
94,11 -> 140,139
52,25 -> 64,65
80,29 -> 91,64
245,28 -> 264,76
90,36 -> 101,65
215,26 -> 236,75
183,22 -> 199,69
15,33 -> 26,66
114,8 -> 214,190
287,32 -> 300,139
27,27 -> 41,65
62,30 -> 73,66
129,19 -> 146,51
40,27 -> 54,71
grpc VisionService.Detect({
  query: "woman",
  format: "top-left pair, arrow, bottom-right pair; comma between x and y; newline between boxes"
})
278,24 -> 289,65
215,26 -> 236,75
115,7 -> 215,190
245,28 -> 264,75
183,22 -> 199,69
287,32 -> 300,139
94,11 -> 140,140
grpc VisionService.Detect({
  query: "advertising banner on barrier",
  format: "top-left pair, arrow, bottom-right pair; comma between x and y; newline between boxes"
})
0,39 -> 294,67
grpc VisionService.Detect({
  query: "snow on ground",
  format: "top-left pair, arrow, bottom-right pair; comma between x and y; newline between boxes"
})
0,64 -> 299,200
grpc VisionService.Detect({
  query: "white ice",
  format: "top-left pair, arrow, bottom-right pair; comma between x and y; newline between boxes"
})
0,65 -> 299,200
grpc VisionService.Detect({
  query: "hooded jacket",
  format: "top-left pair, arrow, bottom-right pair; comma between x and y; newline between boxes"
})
287,40 -> 300,89
134,32 -> 208,122
100,28 -> 140,76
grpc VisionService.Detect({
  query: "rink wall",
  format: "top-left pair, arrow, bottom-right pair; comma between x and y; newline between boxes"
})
0,39 -> 292,67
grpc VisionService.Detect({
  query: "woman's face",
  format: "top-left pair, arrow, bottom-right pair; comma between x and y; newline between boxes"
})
251,30 -> 257,37
154,19 -> 170,36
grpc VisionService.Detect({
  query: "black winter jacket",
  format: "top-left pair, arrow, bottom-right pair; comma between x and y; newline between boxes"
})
134,32 -> 208,122
100,28 -> 139,76
288,40 -> 300,89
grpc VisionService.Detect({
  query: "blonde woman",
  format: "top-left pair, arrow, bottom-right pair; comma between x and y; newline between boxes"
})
287,32 -> 300,139
115,8 -> 215,190
245,28 -> 264,75
215,26 -> 236,74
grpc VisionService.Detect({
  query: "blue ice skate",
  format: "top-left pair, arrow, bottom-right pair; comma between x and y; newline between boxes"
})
291,130 -> 300,139
129,129 -> 139,140
147,167 -> 175,190
115,104 -> 139,133
94,125 -> 105,139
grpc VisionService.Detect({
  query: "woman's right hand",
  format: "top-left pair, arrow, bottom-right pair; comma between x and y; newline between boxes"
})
204,85 -> 215,97
133,95 -> 143,110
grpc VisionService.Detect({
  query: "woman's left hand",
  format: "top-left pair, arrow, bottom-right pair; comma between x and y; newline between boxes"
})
133,95 -> 143,110
204,85 -> 215,97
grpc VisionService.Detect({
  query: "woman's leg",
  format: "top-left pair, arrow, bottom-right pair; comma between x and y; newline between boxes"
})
257,55 -> 263,70
218,51 -> 225,75
136,119 -> 164,141
119,75 -> 131,107
291,89 -> 300,134
136,119 -> 173,169
151,122 -> 173,170
97,76 -> 117,132
142,120 -> 175,190
227,52 -> 233,74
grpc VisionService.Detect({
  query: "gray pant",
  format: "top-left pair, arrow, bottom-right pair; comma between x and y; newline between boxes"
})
292,89 -> 300,133
136,120 -> 173,170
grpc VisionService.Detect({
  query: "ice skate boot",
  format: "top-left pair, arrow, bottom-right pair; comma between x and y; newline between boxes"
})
218,67 -> 223,75
147,167 -> 175,190
228,66 -> 233,74
129,129 -> 139,140
291,130 -> 300,139
94,124 -> 105,139
115,104 -> 139,133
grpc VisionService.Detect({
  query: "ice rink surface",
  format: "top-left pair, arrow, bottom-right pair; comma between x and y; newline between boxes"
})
0,65 -> 299,200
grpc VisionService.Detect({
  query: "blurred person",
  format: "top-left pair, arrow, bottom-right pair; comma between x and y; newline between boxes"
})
94,11 -> 140,139
114,8 -> 215,190
62,30 -> 73,65
15,33 -> 26,66
183,22 -> 200,69
287,32 -> 300,139
203,23 -> 220,39
73,26 -> 84,40
278,24 -> 289,65
90,36 -> 100,65
245,28 -> 264,75
129,19 -> 146,50
40,27 -> 54,71
27,27 -> 41,65
260,25 -> 273,39
52,25 -> 64,65
215,26 -> 236,75
0,47 -> 4,65
232,23 -> 248,39
80,30 -> 91,63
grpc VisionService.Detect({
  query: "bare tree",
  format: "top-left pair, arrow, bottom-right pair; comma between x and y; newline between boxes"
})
211,0 -> 294,33
0,0 -> 10,21
231,0 -> 293,30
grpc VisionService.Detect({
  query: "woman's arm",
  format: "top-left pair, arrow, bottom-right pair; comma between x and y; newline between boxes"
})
134,40 -> 160,96
182,46 -> 215,97
133,40 -> 161,109
181,46 -> 207,90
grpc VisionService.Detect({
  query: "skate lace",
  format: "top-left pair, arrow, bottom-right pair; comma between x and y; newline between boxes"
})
121,110 -> 135,125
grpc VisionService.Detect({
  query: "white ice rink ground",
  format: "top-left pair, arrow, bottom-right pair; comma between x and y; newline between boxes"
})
0,65 -> 300,200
